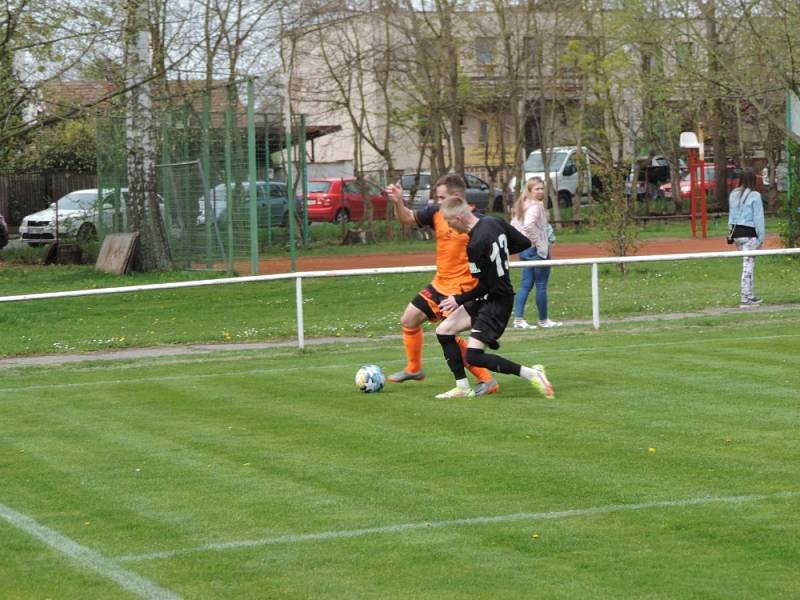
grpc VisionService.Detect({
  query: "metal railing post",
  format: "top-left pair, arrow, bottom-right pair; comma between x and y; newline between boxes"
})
296,276 -> 305,350
592,262 -> 600,330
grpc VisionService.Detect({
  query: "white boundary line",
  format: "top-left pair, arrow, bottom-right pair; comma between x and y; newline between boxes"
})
117,491 -> 799,563
0,501 -> 181,599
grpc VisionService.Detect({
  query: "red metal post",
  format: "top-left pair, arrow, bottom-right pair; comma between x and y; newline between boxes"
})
688,149 -> 697,238
698,158 -> 708,239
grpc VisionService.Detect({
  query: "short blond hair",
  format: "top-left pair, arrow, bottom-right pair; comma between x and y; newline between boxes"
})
439,194 -> 470,219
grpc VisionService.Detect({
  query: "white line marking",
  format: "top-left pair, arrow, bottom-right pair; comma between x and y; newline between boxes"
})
2,332 -> 798,394
0,502 -> 181,599
117,491 -> 799,563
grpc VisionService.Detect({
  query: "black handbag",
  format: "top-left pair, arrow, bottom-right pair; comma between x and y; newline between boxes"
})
727,189 -> 751,244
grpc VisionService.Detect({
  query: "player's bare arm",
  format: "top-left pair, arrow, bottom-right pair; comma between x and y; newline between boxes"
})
385,184 -> 416,225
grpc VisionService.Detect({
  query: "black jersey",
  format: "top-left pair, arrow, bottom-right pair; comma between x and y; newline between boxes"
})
454,216 -> 531,305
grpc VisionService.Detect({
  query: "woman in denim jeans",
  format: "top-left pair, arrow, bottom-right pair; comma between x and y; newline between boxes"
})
509,177 -> 562,329
728,168 -> 765,307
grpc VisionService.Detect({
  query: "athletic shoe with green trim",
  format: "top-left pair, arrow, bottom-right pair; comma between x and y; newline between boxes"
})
530,364 -> 555,399
435,386 -> 475,399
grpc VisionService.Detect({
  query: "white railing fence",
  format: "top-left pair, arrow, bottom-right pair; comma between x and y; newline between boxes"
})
2,248 -> 799,348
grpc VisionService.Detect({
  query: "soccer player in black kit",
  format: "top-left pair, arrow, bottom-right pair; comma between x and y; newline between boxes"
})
433,194 -> 555,399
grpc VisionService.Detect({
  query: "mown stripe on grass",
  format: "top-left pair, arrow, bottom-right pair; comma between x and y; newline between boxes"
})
117,490 -> 799,562
2,331 -> 798,395
0,501 -> 181,599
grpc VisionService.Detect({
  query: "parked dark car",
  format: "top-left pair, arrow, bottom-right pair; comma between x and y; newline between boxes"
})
298,177 -> 387,223
0,212 -> 8,249
625,156 -> 684,201
198,181 -> 290,228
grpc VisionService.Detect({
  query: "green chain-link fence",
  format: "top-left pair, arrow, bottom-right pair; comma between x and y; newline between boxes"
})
96,80 -> 308,274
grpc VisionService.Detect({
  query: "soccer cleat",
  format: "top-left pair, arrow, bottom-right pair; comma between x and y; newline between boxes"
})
474,378 -> 499,396
530,364 -> 555,400
435,386 -> 476,399
513,319 -> 537,329
739,296 -> 762,308
538,319 -> 563,328
388,369 -> 425,383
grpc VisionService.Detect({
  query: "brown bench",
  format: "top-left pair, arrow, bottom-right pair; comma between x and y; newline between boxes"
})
550,218 -> 584,233
635,212 -> 727,226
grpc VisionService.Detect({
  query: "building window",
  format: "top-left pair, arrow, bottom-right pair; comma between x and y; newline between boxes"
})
523,36 -> 537,64
479,120 -> 488,144
557,37 -> 580,76
676,42 -> 693,69
640,44 -> 663,77
475,37 -> 496,65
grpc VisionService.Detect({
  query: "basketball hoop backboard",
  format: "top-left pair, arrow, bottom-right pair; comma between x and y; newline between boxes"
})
680,132 -> 700,149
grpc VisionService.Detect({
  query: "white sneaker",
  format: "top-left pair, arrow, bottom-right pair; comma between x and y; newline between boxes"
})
435,386 -> 475,399
513,319 -> 537,329
538,319 -> 563,328
739,296 -> 762,308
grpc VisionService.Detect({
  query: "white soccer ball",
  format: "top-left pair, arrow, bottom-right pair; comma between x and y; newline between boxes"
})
355,364 -> 385,393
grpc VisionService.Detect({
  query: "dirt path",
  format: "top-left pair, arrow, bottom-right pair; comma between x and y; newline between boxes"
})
243,233 -> 782,275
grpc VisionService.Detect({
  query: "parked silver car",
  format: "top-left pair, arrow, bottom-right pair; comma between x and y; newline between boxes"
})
399,171 -> 504,212
19,188 -> 170,246
19,189 -> 128,246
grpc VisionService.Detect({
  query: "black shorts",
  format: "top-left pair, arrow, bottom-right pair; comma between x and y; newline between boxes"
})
464,295 -> 513,350
411,284 -> 448,322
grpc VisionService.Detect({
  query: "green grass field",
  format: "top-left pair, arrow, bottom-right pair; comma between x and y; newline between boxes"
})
2,313 -> 799,599
1,255 -> 800,357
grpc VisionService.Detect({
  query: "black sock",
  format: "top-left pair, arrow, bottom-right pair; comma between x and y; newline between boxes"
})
436,334 -> 467,379
466,347 -> 522,376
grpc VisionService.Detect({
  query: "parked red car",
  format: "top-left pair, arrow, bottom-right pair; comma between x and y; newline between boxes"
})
299,177 -> 388,223
660,165 -> 761,200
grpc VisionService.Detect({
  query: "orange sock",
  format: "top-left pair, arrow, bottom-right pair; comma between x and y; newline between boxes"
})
455,336 -> 493,383
402,326 -> 424,373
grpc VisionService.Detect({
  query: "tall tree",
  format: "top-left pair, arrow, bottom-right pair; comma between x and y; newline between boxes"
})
124,0 -> 171,270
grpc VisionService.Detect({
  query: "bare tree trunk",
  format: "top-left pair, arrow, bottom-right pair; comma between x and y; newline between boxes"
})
124,0 -> 172,271
704,1 -> 728,210
440,5 -> 463,175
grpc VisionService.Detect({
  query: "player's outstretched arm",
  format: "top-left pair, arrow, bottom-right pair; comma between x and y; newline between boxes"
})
385,184 -> 417,225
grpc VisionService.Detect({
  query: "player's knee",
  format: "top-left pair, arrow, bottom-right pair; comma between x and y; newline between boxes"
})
434,321 -> 452,335
466,347 -> 486,366
400,314 -> 424,329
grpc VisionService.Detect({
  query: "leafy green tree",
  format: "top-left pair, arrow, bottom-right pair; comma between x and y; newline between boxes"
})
0,11 -> 26,167
11,120 -> 96,172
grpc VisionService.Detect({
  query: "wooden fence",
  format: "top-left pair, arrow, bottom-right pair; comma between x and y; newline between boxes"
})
0,172 -> 96,226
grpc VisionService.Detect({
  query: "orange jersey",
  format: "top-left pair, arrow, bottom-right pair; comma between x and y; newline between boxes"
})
415,207 -> 478,295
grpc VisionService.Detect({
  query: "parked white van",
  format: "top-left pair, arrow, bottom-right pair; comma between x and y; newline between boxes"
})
510,146 -> 601,207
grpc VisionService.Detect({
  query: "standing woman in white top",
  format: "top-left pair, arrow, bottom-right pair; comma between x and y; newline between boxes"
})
509,177 -> 562,329
728,168 -> 766,308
